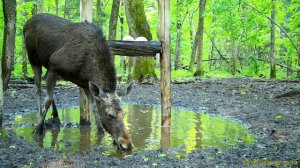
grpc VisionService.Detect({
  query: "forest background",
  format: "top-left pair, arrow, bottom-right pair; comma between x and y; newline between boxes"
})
0,0 -> 299,83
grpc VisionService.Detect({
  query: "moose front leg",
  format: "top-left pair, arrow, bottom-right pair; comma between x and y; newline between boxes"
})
35,71 -> 58,135
45,100 -> 61,128
83,89 -> 105,135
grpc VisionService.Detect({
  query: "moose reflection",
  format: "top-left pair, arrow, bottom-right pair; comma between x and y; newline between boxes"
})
14,105 -> 256,157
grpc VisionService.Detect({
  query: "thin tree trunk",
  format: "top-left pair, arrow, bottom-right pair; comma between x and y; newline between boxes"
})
231,41 -> 237,75
37,0 -> 44,13
2,0 -> 17,91
95,0 -> 104,28
22,32 -> 28,79
270,0 -> 276,78
174,19 -> 182,70
298,53 -> 300,78
109,0 -> 121,40
119,1 -> 126,71
210,37 -> 215,70
21,0 -> 28,79
64,0 -> 67,18
209,17 -> 216,70
189,13 -> 195,50
194,0 -> 206,77
55,0 -> 58,15
188,28 -> 199,71
0,60 -> 2,128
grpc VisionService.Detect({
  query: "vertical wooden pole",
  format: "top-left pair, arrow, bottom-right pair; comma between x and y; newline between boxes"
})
158,0 -> 171,127
79,0 -> 93,126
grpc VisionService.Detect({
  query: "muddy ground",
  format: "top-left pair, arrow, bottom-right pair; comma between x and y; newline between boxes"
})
1,78 -> 299,167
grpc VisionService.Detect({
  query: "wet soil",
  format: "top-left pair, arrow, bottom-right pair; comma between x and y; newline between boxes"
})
1,78 -> 299,167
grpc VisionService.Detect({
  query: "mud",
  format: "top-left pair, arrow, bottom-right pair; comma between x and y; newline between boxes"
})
1,78 -> 299,167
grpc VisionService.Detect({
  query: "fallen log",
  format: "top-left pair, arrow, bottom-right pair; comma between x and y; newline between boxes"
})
107,41 -> 162,56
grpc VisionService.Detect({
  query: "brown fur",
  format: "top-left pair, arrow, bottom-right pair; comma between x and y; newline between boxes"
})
23,13 -> 116,92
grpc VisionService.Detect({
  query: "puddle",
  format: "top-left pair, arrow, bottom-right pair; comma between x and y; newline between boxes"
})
13,104 -> 255,157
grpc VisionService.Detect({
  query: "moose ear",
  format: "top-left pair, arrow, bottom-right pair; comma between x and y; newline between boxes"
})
118,82 -> 134,97
88,81 -> 107,100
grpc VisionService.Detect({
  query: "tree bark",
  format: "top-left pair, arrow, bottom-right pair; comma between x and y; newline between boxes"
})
158,0 -> 171,129
64,0 -> 68,18
55,0 -> 58,15
270,0 -> 276,78
79,0 -> 94,126
21,0 -> 28,80
37,0 -> 44,13
188,28 -> 199,71
95,0 -> 104,28
194,0 -> 206,77
124,0 -> 157,82
2,0 -> 16,91
174,21 -> 182,70
109,0 -> 121,40
0,60 -> 2,127
174,0 -> 182,70
231,41 -> 237,75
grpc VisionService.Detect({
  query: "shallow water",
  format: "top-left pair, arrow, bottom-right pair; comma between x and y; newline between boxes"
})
13,104 -> 255,157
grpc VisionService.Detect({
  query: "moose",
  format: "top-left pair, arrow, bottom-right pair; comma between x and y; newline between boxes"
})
23,13 -> 133,150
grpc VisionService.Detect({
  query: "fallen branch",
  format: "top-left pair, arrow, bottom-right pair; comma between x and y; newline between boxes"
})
172,80 -> 195,84
275,90 -> 300,98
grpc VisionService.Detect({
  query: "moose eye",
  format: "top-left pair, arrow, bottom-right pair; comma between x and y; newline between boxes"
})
107,114 -> 116,120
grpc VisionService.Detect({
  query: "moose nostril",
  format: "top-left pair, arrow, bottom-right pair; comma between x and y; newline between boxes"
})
130,143 -> 134,148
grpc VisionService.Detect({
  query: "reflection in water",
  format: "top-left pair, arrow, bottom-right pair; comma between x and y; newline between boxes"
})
14,105 -> 255,157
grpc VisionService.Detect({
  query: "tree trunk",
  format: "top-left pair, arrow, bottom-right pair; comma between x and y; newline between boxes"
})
194,0 -> 206,77
2,0 -> 17,91
95,0 -> 104,28
209,37 -> 215,70
174,0 -> 182,70
189,13 -> 195,51
64,0 -> 68,18
37,0 -> 44,13
298,53 -> 300,78
174,26 -> 182,70
22,31 -> 28,79
270,0 -> 276,78
158,0 -> 171,129
21,0 -> 28,80
109,0 -> 121,40
209,17 -> 216,70
79,0 -> 94,126
0,59 -> 2,127
0,1 -> 2,126
55,0 -> 58,15
124,0 -> 157,82
188,27 -> 199,72
119,1 -> 126,71
231,41 -> 237,75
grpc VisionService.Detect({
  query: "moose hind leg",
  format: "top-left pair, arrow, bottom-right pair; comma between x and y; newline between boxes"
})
31,65 -> 43,118
35,71 -> 58,135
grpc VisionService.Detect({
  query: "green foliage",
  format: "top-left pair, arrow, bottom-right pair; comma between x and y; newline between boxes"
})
8,0 -> 300,80
0,0 -> 3,57
0,128 -> 8,140
274,115 -> 283,123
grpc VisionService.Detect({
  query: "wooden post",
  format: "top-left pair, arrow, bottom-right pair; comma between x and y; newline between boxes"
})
158,0 -> 171,127
79,0 -> 93,126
